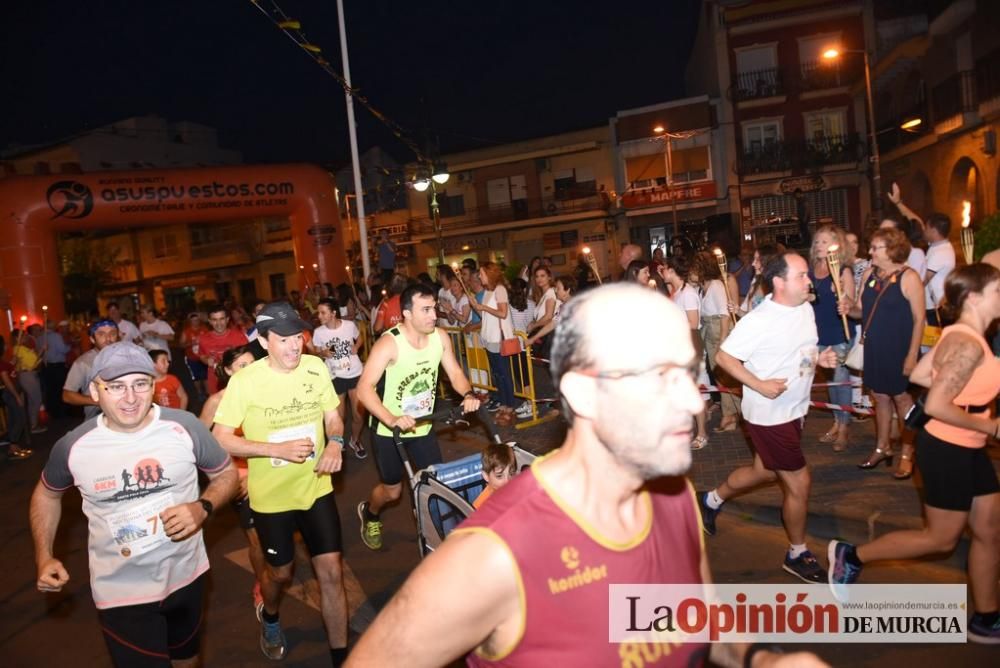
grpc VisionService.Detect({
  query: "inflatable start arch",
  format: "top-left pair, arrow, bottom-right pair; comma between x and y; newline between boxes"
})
0,163 -> 347,326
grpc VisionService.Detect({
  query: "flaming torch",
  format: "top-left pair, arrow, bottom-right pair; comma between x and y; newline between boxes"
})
581,246 -> 603,284
712,248 -> 737,325
825,244 -> 851,341
451,261 -> 473,298
961,200 -> 974,264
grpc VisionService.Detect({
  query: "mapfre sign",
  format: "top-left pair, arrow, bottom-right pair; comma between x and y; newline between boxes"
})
622,181 -> 717,208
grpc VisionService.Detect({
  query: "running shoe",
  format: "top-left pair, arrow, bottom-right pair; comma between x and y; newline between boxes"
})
8,448 -> 33,460
697,491 -> 720,536
782,550 -> 825,584
485,399 -> 502,412
968,615 -> 1000,645
358,501 -> 383,550
515,402 -> 533,418
259,618 -> 287,661
349,437 -> 367,460
827,540 -> 862,600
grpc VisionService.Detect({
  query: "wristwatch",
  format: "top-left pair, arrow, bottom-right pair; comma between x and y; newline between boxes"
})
197,498 -> 214,517
463,391 -> 477,400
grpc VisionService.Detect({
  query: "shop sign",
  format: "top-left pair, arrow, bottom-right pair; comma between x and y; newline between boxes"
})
622,182 -> 717,208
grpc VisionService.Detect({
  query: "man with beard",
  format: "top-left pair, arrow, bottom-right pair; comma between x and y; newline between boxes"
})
356,283 -> 480,551
698,253 -> 839,584
347,284 -> 824,667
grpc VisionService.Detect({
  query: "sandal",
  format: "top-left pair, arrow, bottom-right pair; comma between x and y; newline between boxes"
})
893,453 -> 914,480
819,426 -> 839,443
713,417 -> 739,433
858,447 -> 894,469
691,435 -> 709,451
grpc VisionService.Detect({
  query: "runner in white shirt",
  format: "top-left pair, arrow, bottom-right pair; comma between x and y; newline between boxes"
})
31,342 -> 237,666
310,298 -> 366,459
107,301 -> 141,344
697,252 -> 839,584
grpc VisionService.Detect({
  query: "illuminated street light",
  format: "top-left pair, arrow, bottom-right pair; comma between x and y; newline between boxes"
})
900,117 -> 923,131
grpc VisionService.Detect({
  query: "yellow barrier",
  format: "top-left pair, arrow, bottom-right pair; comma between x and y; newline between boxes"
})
438,326 -> 556,430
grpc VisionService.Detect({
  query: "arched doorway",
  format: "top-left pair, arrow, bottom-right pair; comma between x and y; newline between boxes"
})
0,164 -> 347,329
948,156 -> 984,225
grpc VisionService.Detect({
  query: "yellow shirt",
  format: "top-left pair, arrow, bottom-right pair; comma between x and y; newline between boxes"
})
214,355 -> 338,513
14,345 -> 39,372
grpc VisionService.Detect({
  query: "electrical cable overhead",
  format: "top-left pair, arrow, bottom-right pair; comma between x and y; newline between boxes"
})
248,0 -> 429,165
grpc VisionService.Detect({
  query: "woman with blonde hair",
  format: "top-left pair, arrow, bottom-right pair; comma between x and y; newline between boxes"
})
808,225 -> 855,451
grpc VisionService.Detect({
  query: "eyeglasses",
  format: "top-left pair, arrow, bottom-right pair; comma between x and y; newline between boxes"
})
101,379 -> 154,397
869,244 -> 887,251
575,359 -> 699,386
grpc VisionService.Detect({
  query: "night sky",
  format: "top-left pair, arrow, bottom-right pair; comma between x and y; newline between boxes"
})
2,0 -> 701,166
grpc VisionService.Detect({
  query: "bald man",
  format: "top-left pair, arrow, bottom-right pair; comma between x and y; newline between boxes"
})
347,284 -> 825,668
618,243 -> 643,277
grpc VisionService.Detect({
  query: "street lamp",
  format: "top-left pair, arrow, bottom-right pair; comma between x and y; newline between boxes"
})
653,124 -> 680,235
413,161 -> 450,263
823,47 -> 881,218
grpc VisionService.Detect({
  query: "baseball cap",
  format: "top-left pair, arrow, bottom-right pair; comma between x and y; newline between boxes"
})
88,342 -> 156,385
255,301 -> 313,337
89,319 -> 118,337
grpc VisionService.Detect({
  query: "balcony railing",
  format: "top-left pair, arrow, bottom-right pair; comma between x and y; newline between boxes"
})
799,59 -> 860,92
407,192 -> 610,235
733,67 -> 784,101
739,134 -> 863,176
932,71 -> 976,122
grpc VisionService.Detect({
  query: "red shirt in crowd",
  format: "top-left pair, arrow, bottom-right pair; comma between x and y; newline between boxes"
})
196,327 -> 249,394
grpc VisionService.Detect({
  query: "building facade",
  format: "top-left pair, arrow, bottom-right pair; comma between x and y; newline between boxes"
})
399,127 -> 617,278
874,0 -> 1000,235
612,95 -> 736,256
687,0 -> 872,248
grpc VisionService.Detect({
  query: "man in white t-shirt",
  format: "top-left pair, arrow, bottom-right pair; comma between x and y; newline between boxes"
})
107,301 -> 142,344
697,252 -> 838,584
138,305 -> 175,357
922,212 -> 956,327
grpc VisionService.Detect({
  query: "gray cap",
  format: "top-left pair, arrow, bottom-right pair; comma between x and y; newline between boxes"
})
88,341 -> 156,385
255,300 -> 313,337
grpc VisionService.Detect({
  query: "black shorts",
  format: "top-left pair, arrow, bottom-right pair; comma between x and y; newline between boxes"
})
231,495 -> 254,531
251,492 -> 343,567
333,375 -> 360,395
917,430 -> 1000,511
373,431 -> 442,486
97,574 -> 204,667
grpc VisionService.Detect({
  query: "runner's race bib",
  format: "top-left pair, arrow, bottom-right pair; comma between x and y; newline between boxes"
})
268,424 -> 316,468
402,388 -> 434,418
106,493 -> 175,558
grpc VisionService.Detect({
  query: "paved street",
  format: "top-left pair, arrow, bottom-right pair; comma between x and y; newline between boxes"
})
1,394 -> 997,666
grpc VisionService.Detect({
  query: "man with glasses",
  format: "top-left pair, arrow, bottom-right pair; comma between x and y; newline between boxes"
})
349,284 -> 823,667
698,253 -> 839,584
197,304 -> 249,395
30,341 -> 237,666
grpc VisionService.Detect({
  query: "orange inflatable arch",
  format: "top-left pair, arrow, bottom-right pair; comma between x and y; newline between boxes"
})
0,163 -> 347,328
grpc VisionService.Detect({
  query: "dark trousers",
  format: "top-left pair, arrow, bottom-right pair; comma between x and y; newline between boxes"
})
40,363 -> 67,418
1,389 -> 27,446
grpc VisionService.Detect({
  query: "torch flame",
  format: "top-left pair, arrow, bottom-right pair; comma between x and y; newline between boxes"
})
582,246 -> 591,255
451,261 -> 459,269
962,200 -> 971,229
712,247 -> 723,257
827,244 -> 839,252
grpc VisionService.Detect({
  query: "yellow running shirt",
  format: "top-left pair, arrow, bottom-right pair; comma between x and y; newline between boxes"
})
214,355 -> 339,513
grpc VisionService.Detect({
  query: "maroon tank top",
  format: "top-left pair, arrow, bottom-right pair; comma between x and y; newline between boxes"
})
460,464 -> 708,667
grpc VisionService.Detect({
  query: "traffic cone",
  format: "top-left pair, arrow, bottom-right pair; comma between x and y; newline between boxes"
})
38,403 -> 49,427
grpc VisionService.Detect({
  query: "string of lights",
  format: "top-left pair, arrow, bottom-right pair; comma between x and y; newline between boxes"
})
247,0 -> 429,165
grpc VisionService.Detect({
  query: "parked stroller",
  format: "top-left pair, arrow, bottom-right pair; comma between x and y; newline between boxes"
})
391,405 -> 535,557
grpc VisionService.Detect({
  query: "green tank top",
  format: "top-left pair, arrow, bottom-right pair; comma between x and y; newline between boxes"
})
377,326 -> 444,437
